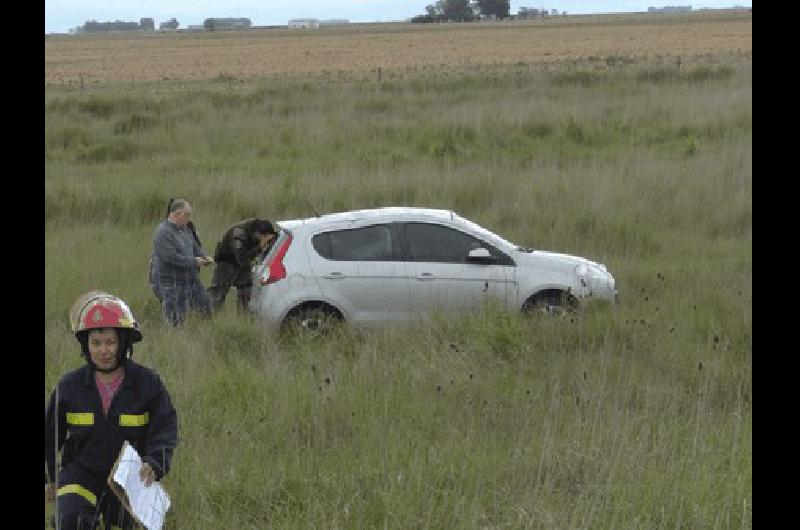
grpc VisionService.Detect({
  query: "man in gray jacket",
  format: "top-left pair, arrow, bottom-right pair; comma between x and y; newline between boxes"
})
150,199 -> 214,325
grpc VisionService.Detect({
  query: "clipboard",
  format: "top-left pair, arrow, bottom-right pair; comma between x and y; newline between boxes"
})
107,441 -> 171,530
107,441 -> 140,525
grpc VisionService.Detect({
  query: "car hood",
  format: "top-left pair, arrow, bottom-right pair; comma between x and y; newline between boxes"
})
515,249 -> 609,273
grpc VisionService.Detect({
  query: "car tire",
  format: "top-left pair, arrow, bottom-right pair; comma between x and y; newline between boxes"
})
522,291 -> 577,317
281,304 -> 343,337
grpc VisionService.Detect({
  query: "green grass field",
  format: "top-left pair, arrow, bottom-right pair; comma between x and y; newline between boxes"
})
45,51 -> 751,528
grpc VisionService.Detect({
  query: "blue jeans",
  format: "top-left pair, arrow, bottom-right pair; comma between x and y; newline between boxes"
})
157,279 -> 211,326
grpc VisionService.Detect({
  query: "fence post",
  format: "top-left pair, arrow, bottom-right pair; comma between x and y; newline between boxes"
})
54,383 -> 59,530
377,66 -> 382,83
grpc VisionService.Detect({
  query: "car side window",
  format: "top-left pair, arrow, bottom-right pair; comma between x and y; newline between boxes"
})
404,223 -> 512,264
312,224 -> 396,261
405,223 -> 476,263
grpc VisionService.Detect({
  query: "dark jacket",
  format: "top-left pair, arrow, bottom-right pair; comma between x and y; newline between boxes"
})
213,219 -> 266,266
45,360 -> 178,487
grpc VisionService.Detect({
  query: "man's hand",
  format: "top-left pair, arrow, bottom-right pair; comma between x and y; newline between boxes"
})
140,463 -> 156,487
45,483 -> 56,503
196,256 -> 214,267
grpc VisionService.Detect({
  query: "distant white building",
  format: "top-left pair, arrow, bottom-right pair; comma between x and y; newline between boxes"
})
319,19 -> 350,27
288,18 -> 319,29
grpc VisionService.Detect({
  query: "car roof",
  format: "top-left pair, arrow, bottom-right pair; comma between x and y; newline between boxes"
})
276,207 -> 517,250
277,207 -> 459,229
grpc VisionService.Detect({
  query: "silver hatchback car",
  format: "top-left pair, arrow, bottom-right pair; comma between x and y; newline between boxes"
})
250,207 -> 617,331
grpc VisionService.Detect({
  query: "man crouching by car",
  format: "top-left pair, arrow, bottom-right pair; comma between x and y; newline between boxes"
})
208,219 -> 277,312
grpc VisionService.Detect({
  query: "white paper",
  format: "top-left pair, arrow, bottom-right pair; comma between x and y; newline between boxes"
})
112,442 -> 171,530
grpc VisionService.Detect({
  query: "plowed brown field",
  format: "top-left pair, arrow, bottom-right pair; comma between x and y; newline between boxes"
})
45,10 -> 751,84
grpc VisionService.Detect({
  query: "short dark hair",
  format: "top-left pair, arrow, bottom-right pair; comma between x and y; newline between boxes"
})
253,220 -> 276,235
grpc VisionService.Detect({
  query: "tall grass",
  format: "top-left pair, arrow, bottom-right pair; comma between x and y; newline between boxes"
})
45,54 -> 751,528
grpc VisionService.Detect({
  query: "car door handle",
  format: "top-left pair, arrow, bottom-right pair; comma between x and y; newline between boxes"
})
416,273 -> 434,280
323,272 -> 345,280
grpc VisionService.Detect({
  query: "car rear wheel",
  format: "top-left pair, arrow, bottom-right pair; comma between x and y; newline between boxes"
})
281,303 -> 344,337
522,291 -> 577,317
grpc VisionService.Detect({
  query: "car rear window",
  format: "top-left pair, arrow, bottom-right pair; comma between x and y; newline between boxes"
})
312,225 -> 395,261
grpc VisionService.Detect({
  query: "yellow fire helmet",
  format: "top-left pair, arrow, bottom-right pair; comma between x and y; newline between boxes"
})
69,291 -> 143,343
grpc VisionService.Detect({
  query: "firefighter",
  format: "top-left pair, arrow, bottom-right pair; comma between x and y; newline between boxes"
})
45,291 -> 178,529
208,218 -> 278,312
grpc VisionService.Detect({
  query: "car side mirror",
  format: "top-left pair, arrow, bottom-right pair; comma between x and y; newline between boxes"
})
467,247 -> 496,264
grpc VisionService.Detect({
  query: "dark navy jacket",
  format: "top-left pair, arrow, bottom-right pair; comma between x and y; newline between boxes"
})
44,359 -> 178,490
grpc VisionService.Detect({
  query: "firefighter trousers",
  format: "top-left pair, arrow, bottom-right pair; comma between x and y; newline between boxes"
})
53,479 -> 137,529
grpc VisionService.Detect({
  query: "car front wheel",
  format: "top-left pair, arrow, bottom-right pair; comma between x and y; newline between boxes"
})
521,291 -> 577,317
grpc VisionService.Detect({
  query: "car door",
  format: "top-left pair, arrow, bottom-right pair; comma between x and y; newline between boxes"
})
307,223 -> 413,325
401,222 -> 515,316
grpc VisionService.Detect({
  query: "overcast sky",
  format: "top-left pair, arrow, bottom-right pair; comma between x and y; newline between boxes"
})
45,1 -> 752,34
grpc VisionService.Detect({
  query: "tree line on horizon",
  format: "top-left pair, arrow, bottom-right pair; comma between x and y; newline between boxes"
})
413,0 -> 511,22
70,0 -> 562,34
74,17 -> 178,33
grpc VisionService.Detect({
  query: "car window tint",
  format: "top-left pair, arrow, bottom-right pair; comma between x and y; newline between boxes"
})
405,223 -> 481,263
405,223 -> 514,265
311,232 -> 332,259
312,225 -> 395,261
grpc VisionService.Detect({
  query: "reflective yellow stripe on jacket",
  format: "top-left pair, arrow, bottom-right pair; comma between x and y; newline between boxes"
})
57,484 -> 97,505
119,412 -> 149,427
65,412 -> 94,426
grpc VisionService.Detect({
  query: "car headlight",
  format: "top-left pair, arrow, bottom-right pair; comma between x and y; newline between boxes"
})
576,264 -> 617,300
591,270 -> 617,301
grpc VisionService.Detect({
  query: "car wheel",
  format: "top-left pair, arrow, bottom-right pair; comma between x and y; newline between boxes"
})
282,304 -> 343,337
522,291 -> 577,317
